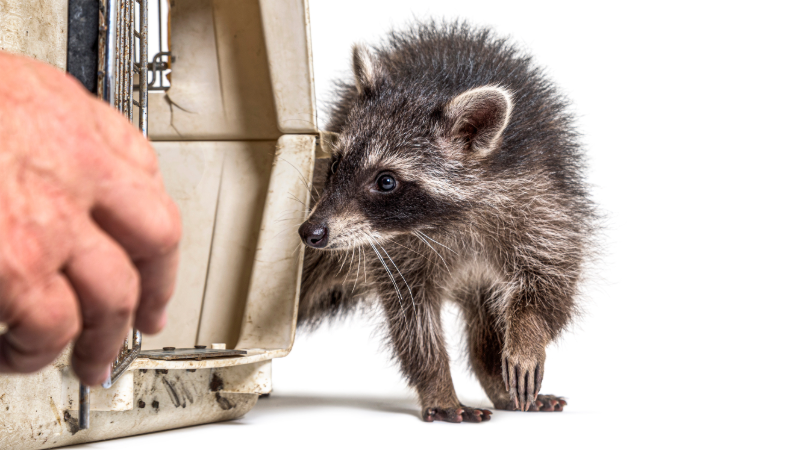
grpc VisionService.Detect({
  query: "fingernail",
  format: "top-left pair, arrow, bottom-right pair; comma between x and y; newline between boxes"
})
99,365 -> 111,388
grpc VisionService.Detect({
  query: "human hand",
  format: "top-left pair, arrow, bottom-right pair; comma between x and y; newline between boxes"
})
0,52 -> 182,385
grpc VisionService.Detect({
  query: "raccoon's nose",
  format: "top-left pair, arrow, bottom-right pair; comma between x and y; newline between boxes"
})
299,222 -> 329,248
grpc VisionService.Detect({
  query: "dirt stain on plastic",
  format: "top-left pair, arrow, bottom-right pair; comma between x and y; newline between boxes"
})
215,393 -> 234,410
63,411 -> 80,435
161,377 -> 184,408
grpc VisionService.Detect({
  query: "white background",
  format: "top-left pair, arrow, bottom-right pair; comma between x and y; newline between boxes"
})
72,1 -> 799,448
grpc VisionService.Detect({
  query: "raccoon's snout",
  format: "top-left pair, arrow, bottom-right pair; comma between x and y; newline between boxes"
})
299,221 -> 329,248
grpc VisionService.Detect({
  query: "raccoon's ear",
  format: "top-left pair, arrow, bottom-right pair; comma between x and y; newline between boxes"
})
444,86 -> 513,157
352,44 -> 383,95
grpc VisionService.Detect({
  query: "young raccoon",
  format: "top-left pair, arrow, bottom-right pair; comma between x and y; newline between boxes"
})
298,21 -> 595,423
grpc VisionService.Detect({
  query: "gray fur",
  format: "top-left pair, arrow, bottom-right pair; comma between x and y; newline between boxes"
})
298,21 -> 595,422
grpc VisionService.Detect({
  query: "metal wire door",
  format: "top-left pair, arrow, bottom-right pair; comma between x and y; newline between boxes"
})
79,0 -> 148,430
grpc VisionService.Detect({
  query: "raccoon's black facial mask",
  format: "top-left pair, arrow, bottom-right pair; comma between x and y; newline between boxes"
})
358,170 -> 439,231
300,146 -> 459,250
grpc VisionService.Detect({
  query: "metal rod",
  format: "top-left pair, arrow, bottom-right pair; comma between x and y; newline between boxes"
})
127,0 -> 134,120
80,0 -> 120,426
139,0 -> 148,136
78,384 -> 90,430
114,0 -> 122,110
123,0 -> 131,119
157,0 -> 162,88
98,0 -> 118,103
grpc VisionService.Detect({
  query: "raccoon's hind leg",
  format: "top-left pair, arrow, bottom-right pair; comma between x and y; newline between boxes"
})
463,287 -> 567,412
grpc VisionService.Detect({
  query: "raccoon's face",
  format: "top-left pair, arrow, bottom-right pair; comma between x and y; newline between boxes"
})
299,46 -> 513,250
299,131 -> 451,250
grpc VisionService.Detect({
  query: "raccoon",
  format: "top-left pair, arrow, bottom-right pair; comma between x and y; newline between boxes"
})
297,21 -> 595,422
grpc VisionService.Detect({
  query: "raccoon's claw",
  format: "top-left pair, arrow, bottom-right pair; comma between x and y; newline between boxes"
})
530,395 -> 567,412
501,355 -> 543,411
492,393 -> 567,412
423,406 -> 492,423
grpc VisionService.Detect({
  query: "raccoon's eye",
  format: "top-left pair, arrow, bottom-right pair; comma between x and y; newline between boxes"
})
330,159 -> 339,174
377,174 -> 397,192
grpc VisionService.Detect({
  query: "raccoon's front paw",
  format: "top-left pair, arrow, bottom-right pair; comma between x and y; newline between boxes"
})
493,394 -> 567,412
501,349 -> 545,411
531,394 -> 567,412
423,406 -> 492,423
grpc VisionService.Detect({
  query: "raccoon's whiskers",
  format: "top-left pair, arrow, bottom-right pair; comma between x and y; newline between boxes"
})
360,245 -> 367,284
352,244 -> 362,294
376,240 -> 418,322
342,245 -> 357,285
385,237 -> 435,265
413,231 -> 451,275
366,236 -> 406,314
273,218 -> 306,226
286,192 -> 306,207
335,249 -> 349,276
291,242 -> 302,257
272,209 -> 304,222
275,156 -> 315,196
417,231 -> 458,255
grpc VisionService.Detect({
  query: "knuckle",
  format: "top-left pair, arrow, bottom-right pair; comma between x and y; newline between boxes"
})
47,321 -> 80,355
43,300 -> 80,337
79,266 -> 140,326
114,121 -> 159,173
3,238 -> 50,284
153,200 -> 182,252
32,315 -> 79,357
148,287 -> 173,310
137,142 -> 160,176
111,294 -> 138,322
93,270 -> 140,325
112,273 -> 141,321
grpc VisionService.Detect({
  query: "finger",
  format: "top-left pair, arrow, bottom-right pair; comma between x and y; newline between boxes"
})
87,95 -> 163,175
0,274 -> 81,374
91,172 -> 181,335
92,175 -> 182,261
64,224 -> 140,385
133,245 -> 179,334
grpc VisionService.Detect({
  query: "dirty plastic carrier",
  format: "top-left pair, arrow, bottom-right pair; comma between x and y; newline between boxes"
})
0,0 -> 323,447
